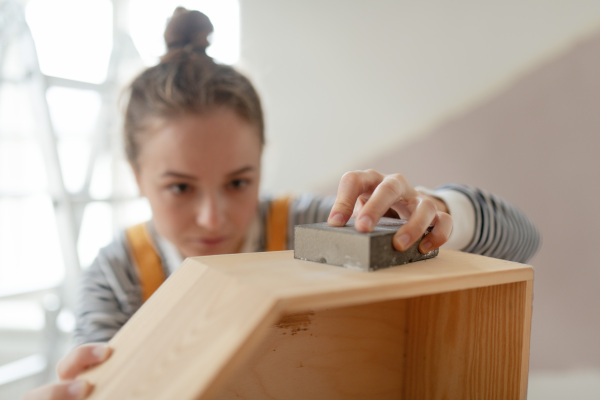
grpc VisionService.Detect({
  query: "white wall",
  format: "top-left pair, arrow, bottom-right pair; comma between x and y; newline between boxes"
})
238,0 -> 600,383
239,0 -> 600,195
351,26 -> 600,375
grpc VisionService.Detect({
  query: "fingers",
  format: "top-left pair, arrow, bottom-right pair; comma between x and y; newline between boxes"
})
391,195 -> 436,250
417,211 -> 453,253
22,380 -> 92,400
22,344 -> 108,400
391,195 -> 453,252
328,170 -> 384,227
56,343 -> 112,380
329,169 -> 453,253
353,174 -> 416,232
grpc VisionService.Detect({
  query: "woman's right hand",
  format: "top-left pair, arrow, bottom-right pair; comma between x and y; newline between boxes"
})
328,170 -> 452,253
22,343 -> 112,400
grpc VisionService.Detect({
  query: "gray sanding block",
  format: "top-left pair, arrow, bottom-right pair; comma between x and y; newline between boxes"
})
293,217 -> 438,271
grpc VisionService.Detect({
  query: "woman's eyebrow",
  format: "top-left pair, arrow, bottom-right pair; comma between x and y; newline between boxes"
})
161,171 -> 197,180
160,166 -> 256,180
227,166 -> 255,177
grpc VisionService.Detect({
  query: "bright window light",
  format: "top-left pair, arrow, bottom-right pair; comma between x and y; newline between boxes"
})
128,0 -> 240,65
25,0 -> 113,83
46,87 -> 102,137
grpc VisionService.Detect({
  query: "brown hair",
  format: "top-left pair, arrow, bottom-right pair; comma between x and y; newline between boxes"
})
124,7 -> 264,169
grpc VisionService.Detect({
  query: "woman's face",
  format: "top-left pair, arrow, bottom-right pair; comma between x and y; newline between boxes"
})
134,108 -> 262,258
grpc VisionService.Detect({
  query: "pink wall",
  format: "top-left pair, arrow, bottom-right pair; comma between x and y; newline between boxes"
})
321,28 -> 600,370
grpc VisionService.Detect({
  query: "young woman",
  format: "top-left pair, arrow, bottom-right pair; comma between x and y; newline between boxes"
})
23,7 -> 540,399
72,7 -> 540,345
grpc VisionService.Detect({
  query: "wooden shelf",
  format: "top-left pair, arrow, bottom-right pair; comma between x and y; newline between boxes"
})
81,249 -> 533,400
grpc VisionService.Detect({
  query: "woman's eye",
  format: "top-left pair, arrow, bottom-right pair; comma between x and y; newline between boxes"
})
228,179 -> 249,190
169,183 -> 191,194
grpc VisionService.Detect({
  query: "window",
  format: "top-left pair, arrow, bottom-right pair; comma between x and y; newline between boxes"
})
0,1 -> 240,392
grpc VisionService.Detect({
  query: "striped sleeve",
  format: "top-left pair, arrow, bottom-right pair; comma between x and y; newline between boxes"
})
436,184 -> 541,263
73,233 -> 144,345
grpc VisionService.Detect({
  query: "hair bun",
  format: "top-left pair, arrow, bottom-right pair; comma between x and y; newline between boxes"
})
164,7 -> 214,54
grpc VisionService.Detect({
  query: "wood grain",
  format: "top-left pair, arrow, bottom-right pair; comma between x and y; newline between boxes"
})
217,300 -> 407,399
78,250 -> 533,399
81,262 -> 280,399
402,281 -> 532,399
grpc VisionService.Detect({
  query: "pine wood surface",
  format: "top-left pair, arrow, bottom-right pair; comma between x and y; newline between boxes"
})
79,249 -> 533,400
401,280 -> 532,399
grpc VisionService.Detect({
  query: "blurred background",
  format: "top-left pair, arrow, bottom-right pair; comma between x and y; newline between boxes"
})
0,0 -> 599,398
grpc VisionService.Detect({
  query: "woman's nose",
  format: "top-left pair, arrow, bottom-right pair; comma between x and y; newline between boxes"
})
195,193 -> 224,230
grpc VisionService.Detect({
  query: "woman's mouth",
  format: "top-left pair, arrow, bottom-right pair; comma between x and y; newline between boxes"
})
195,237 -> 226,246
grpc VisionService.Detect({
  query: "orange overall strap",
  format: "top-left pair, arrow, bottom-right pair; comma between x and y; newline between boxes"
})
125,222 -> 166,302
266,196 -> 292,251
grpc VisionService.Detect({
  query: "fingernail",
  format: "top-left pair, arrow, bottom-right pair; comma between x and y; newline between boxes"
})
67,380 -> 89,399
396,234 -> 411,250
357,215 -> 373,231
328,212 -> 346,226
420,239 -> 432,253
93,344 -> 110,361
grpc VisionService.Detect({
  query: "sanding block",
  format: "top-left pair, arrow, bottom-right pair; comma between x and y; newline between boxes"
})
293,217 -> 438,271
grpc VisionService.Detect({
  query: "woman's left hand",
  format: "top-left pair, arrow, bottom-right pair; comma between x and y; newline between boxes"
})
327,170 -> 452,254
21,343 -> 112,400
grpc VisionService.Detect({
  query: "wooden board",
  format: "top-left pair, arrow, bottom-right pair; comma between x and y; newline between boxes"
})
79,249 -> 533,399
